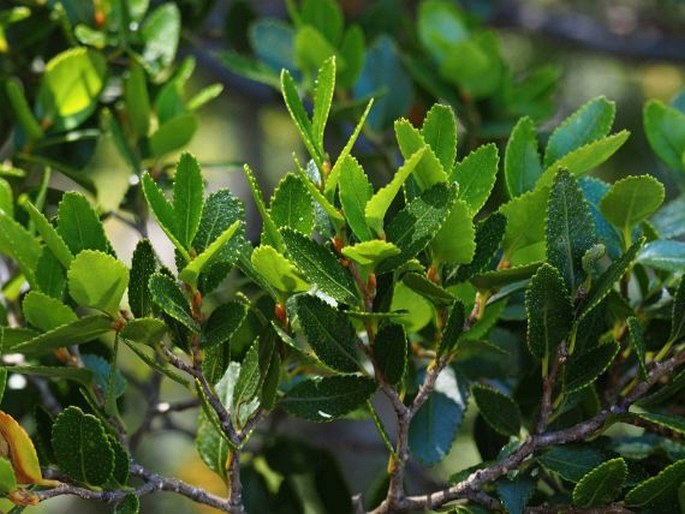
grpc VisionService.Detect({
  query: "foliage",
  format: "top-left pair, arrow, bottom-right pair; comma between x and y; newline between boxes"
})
0,2 -> 684,514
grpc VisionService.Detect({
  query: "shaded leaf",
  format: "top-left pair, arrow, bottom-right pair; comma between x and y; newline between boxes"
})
120,318 -> 166,346
438,300 -> 466,356
129,239 -> 157,318
446,212 -> 506,284
572,458 -> 626,507
564,342 -> 620,393
538,445 -> 605,483
627,317 -> 648,381
637,240 -> 685,272
472,384 -> 521,436
374,323 -> 407,385
625,458 -> 685,509
148,273 -> 197,332
12,315 -> 113,356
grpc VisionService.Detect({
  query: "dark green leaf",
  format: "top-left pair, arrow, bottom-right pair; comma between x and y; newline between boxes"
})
148,273 -> 197,332
627,317 -> 648,381
114,494 -> 139,514
294,295 -> 361,373
12,315 -> 113,356
472,384 -> 521,436
57,192 -> 112,256
625,458 -> 685,509
281,228 -> 358,305
281,69 -> 319,166
123,63 -> 150,139
579,177 -> 623,259
203,302 -> 247,349
270,173 -> 314,236
51,406 -> 114,485
402,272 -> 454,306
544,96 -> 615,166
300,0 -> 343,44
564,342 -> 619,393
496,476 -> 536,514
505,117 -> 542,197
451,143 -> 499,215
81,354 -> 126,399
193,189 -> 246,269
471,262 -> 542,291
173,152 -> 204,248
149,114 -> 198,158
538,445 -> 605,483
572,458 -> 626,507
634,411 -> 685,436
374,323 -> 407,385
9,365 -> 93,390
108,435 -> 130,486
120,318 -> 166,346
438,300 -> 465,356
129,239 -> 157,318
525,263 -> 572,360
546,169 -> 596,291
409,368 -> 468,465
233,341 -> 261,423
378,183 -> 456,273
671,278 -> 685,343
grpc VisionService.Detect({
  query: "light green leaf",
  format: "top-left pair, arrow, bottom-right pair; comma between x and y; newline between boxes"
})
572,458 -> 626,507
451,143 -> 499,215
500,186 -> 548,264
141,3 -> 180,73
281,69 -> 320,167
431,198 -> 475,266
337,156 -> 374,242
281,228 -> 358,305
149,113 -> 198,157
243,164 -> 284,252
0,211 -> 42,288
6,77 -> 43,141
625,459 -> 685,509
422,104 -> 457,172
141,172 -> 186,257
525,263 -> 573,361
0,457 -> 16,495
600,175 -> 665,238
51,406 -> 114,485
471,262 -> 542,291
251,245 -> 310,294
546,169 -> 596,291
395,119 -> 447,190
564,342 -> 619,393
173,152 -> 204,249
179,220 -> 240,287
57,192 -> 113,256
294,294 -> 361,373
544,96 -> 615,167
300,0 -> 343,44
0,178 -> 12,218
187,83 -> 224,111
35,248 -> 66,298
365,148 -> 426,237
280,376 -> 377,422
21,198 -> 73,268
120,318 -> 166,346
270,173 -> 315,236
68,250 -> 129,316
341,240 -> 400,268
472,384 -> 521,436
643,99 -> 685,171
22,291 -> 77,332
123,63 -> 150,138
445,212 -> 505,284
505,117 -> 542,198
311,56 -> 335,156
148,273 -> 197,332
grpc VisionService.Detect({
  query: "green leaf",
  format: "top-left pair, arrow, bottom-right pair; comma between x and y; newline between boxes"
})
243,164 -> 284,252
634,411 -> 685,437
341,240 -> 400,268
67,250 -> 129,316
374,323 -> 407,386
120,318 -> 166,346
395,119 -> 447,190
129,239 -> 157,318
496,476 -> 536,514
203,302 -> 247,349
233,342 -> 262,424
472,384 -> 521,436
294,295 -> 361,373
538,445 -> 605,483
627,317 -> 648,381
300,0 -> 343,44
11,314 -> 113,356
525,263 -> 572,360
417,0 -> 468,65
537,131 -> 630,188
451,143 -> 499,215
294,26 -> 339,76
338,25 -> 365,88
364,148 -> 426,236
280,376 -> 377,422
625,458 -> 685,508
431,198 -> 475,266
546,169 -> 596,291
403,272 -> 454,306
173,152 -> 204,249
564,342 -> 619,393
544,96 -> 615,167
281,228 -> 358,305
600,175 -> 665,238
114,494 -> 140,514
148,273 -> 197,332
471,262 -> 542,291
57,192 -> 112,256
51,406 -> 114,485
281,69 -> 320,167
123,63 -> 150,139
505,117 -> 542,197
572,458 -> 626,507
643,99 -> 685,171
22,291 -> 77,332
35,248 -> 66,298
149,113 -> 198,158
0,179 -> 12,218
296,160 -> 344,226
378,183 -> 456,273
311,56 -> 335,156
324,98 -> 373,195
339,156 -> 374,241
671,278 -> 685,343
652,195 -> 685,239
438,300 -> 466,356
500,186 -> 548,264
6,77 -> 43,141
37,47 -> 106,130
251,245 -> 309,294
422,104 -> 457,172
141,3 -> 180,73
0,457 -> 16,495
577,238 -> 643,322
0,211 -> 42,288
409,367 -> 468,465
179,220 -> 240,287
391,281 -> 433,333
21,199 -> 73,268
9,365 -> 94,390
270,173 -> 315,236
141,173 -> 186,258
637,240 -> 685,272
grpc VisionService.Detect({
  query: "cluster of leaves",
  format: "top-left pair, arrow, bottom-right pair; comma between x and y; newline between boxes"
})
1,0 -> 220,212
221,0 -> 559,136
0,49 -> 683,514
